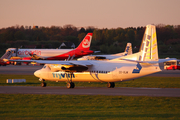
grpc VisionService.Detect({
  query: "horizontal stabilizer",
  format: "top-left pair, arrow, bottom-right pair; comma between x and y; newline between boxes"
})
119,58 -> 177,65
94,51 -> 101,53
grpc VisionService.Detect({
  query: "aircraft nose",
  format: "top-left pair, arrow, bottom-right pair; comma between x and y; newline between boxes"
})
34,70 -> 41,77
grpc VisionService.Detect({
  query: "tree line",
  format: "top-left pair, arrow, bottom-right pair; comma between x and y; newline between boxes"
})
0,24 -> 180,56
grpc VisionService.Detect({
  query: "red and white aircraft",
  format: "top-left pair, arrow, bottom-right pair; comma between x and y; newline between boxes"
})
3,33 -> 94,60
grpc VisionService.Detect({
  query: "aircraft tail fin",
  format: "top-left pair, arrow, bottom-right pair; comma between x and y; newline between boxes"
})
124,43 -> 132,56
113,43 -> 132,56
113,25 -> 158,61
76,33 -> 93,50
139,25 -> 158,61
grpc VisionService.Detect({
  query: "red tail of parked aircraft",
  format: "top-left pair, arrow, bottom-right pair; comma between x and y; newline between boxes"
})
76,33 -> 92,50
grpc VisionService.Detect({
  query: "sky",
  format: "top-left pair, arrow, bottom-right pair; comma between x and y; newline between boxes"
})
0,0 -> 180,29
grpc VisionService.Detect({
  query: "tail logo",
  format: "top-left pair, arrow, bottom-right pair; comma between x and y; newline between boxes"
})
82,35 -> 91,48
132,63 -> 142,73
124,46 -> 130,56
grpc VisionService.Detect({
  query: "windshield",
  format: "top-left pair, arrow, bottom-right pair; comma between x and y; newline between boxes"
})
165,62 -> 176,66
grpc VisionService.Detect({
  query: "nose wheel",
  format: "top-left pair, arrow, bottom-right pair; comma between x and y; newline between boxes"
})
41,79 -> 46,87
41,82 -> 46,87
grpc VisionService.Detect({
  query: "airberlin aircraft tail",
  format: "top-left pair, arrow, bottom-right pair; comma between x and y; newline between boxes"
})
76,33 -> 93,50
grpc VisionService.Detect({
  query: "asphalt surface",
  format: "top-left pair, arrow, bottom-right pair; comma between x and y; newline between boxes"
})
0,86 -> 180,97
0,63 -> 180,97
0,64 -> 42,75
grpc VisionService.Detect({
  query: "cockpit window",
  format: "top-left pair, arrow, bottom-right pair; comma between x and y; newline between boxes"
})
43,66 -> 46,69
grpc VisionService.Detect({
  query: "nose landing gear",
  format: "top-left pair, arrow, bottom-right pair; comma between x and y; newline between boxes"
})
41,79 -> 46,87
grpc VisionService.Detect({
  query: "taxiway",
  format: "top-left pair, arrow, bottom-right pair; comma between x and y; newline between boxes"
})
0,86 -> 180,97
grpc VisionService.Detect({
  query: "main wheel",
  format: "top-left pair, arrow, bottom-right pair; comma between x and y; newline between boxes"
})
41,82 -> 46,87
107,82 -> 115,88
67,82 -> 75,88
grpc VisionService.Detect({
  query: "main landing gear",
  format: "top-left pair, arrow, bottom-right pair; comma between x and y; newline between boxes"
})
107,82 -> 115,88
66,82 -> 75,89
66,72 -> 75,89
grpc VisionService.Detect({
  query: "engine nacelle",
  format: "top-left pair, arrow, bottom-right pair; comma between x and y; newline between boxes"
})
48,64 -> 88,72
61,65 -> 88,72
48,64 -> 64,72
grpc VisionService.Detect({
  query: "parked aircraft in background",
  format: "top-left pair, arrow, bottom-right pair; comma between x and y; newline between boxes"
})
7,25 -> 176,88
77,43 -> 132,60
1,33 -> 95,61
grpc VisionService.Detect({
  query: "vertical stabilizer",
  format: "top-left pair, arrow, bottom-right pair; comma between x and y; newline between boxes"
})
124,43 -> 132,55
139,25 -> 158,61
113,25 -> 159,61
76,33 -> 93,50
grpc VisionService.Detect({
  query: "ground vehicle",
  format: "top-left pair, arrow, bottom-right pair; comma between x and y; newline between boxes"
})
10,57 -> 22,65
164,60 -> 180,70
0,59 -> 7,66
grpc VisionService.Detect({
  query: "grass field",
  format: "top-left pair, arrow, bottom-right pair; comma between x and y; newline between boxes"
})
0,94 -> 179,120
0,75 -> 180,119
0,74 -> 180,88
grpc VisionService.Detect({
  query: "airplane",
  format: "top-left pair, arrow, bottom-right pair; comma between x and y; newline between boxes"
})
1,33 -> 95,60
6,25 -> 176,88
77,43 -> 132,60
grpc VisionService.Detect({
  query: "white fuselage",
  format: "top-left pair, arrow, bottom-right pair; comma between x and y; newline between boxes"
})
34,60 -> 161,83
13,49 -> 72,58
77,53 -> 125,60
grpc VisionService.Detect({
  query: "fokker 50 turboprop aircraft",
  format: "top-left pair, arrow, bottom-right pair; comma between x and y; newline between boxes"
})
2,33 -> 94,60
7,25 -> 176,88
77,43 -> 132,60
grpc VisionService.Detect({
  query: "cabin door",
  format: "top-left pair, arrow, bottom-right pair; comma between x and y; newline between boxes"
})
112,68 -> 118,79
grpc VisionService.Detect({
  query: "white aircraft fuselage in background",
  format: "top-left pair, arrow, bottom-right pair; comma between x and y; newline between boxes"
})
77,43 -> 132,60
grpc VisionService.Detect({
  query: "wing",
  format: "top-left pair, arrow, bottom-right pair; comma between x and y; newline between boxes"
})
5,59 -> 93,72
5,59 -> 92,66
119,58 -> 177,65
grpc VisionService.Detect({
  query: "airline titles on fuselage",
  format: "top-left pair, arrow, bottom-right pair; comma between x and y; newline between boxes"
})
51,70 -> 129,80
18,50 -> 41,56
52,72 -> 75,79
